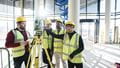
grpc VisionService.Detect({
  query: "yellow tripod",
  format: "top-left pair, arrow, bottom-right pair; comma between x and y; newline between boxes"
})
27,35 -> 41,68
26,34 -> 54,68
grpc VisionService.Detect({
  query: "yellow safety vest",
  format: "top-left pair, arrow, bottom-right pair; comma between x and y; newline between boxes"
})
63,33 -> 82,63
11,30 -> 25,57
42,30 -> 52,49
53,30 -> 64,53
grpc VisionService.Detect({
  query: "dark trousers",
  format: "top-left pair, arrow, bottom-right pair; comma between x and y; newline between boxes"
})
13,52 -> 30,68
68,60 -> 83,68
42,48 -> 53,68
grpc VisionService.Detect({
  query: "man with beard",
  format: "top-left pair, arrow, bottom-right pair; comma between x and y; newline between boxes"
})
5,16 -> 30,68
46,21 -> 84,68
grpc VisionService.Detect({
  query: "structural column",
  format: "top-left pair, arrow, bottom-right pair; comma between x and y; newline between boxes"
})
20,0 -> 24,16
68,0 -> 80,33
105,0 -> 111,43
34,0 -> 43,18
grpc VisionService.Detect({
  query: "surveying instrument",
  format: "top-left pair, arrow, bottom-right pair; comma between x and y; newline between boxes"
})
26,19 -> 54,68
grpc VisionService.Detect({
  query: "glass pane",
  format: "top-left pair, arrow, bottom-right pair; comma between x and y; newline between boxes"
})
117,0 -> 120,12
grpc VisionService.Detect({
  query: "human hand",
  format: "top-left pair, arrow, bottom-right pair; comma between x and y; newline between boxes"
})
21,40 -> 29,46
69,54 -> 74,59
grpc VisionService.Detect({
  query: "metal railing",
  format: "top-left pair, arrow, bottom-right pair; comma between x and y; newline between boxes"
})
0,48 -> 10,68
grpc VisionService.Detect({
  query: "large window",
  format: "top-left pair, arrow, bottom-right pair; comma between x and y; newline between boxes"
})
80,0 -> 120,43
0,0 -> 34,47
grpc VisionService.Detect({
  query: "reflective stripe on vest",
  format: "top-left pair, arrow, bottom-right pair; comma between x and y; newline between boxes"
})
42,31 -> 52,49
11,30 -> 25,57
53,30 -> 65,53
63,33 -> 82,63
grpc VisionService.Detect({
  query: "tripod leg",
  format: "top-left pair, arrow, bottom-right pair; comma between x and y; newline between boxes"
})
44,49 -> 54,68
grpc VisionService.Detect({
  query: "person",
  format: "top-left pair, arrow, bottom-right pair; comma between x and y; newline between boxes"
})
5,16 -> 30,68
52,19 -> 65,68
115,63 -> 120,68
46,21 -> 84,68
42,19 -> 54,68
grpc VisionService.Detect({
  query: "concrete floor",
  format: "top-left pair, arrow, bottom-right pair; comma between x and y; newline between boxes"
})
0,39 -> 120,68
